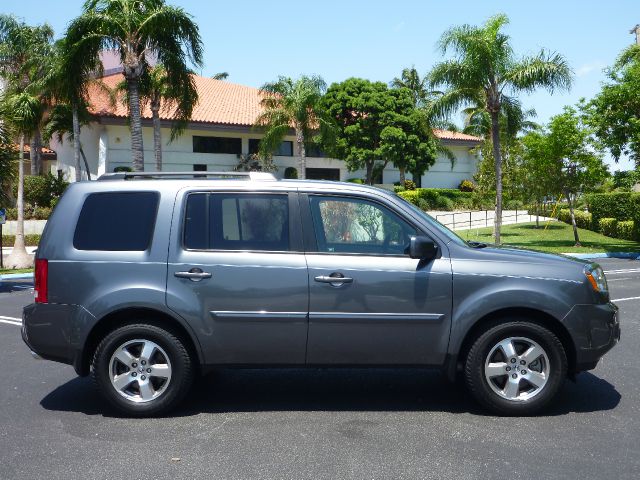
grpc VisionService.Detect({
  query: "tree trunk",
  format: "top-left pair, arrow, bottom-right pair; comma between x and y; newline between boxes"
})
80,147 -> 91,180
151,104 -> 162,171
296,128 -> 306,180
399,167 -> 406,186
490,110 -> 503,244
565,189 -> 581,247
365,161 -> 374,185
30,129 -> 42,175
72,103 -> 82,181
6,134 -> 33,269
127,77 -> 145,171
535,199 -> 540,228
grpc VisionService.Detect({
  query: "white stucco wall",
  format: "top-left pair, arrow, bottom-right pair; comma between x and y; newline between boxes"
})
51,122 -> 479,187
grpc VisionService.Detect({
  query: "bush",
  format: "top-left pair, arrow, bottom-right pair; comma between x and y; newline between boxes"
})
4,204 -> 51,220
346,178 -> 364,184
284,167 -> 298,179
598,218 -> 618,237
14,173 -> 68,208
505,199 -> 524,210
458,179 -> 475,192
2,234 -> 41,246
393,185 -> 405,193
403,179 -> 416,191
434,196 -> 454,210
586,192 -> 640,225
113,166 -> 133,172
617,221 -> 635,240
557,209 -> 592,230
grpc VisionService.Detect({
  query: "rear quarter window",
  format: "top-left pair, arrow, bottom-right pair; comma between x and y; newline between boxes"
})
73,192 -> 159,251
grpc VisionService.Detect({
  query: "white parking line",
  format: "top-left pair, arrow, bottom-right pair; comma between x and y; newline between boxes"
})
612,296 -> 640,303
604,269 -> 640,274
0,319 -> 21,326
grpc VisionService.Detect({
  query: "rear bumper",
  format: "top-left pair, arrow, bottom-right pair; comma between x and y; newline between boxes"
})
22,303 -> 94,372
562,302 -> 620,372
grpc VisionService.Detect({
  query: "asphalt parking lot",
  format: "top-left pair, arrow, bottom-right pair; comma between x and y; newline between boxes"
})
1,258 -> 639,480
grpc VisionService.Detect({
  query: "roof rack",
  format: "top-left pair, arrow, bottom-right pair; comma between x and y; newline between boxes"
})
98,171 -> 277,181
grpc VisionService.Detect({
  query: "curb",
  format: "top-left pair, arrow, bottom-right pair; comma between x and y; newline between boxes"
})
561,252 -> 640,260
0,272 -> 34,281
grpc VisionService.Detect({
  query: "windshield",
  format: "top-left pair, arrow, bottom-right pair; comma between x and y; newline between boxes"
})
393,194 -> 470,247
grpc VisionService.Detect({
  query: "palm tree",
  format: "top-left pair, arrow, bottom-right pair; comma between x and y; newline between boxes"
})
256,75 -> 326,180
139,64 -> 198,171
428,14 -> 572,243
212,72 -> 229,80
47,37 -> 106,181
65,0 -> 203,172
0,15 -> 54,176
1,92 -> 41,268
391,67 -> 434,108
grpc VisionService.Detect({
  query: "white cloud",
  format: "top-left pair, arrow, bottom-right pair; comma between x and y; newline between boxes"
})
393,21 -> 405,32
576,61 -> 606,77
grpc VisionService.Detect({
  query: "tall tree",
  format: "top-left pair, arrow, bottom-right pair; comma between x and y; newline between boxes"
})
256,75 -> 326,180
428,14 -> 572,243
524,108 -> 609,245
583,44 -> 640,168
138,64 -> 198,171
65,0 -> 203,171
390,67 -> 432,108
0,92 -> 42,268
0,15 -> 54,176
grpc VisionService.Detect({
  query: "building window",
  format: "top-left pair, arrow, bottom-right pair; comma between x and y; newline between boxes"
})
193,136 -> 241,154
306,143 -> 325,157
248,138 -> 293,157
193,164 -> 207,171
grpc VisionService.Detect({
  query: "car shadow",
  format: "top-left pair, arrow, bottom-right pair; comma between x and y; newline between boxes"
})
40,368 -> 621,418
0,279 -> 33,294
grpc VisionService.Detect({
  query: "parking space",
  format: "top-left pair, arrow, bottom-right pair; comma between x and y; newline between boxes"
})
0,258 -> 638,479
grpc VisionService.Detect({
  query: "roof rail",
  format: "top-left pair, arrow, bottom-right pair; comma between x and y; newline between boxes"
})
98,171 -> 277,181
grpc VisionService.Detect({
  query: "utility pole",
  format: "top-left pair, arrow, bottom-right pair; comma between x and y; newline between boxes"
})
631,24 -> 640,45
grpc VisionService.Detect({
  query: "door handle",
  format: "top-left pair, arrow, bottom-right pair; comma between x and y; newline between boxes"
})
314,273 -> 353,286
174,268 -> 212,282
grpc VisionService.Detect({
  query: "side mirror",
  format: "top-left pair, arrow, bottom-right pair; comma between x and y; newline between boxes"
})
408,236 -> 438,260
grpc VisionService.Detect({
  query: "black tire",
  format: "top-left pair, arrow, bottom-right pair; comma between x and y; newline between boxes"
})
91,323 -> 194,417
464,320 -> 567,416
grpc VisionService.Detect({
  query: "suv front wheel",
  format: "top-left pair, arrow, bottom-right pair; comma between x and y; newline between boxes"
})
464,321 -> 568,415
92,324 -> 194,416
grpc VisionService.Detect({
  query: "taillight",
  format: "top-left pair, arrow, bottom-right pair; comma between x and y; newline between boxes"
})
35,259 -> 48,303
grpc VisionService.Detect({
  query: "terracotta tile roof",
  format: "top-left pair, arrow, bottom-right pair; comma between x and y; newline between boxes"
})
432,129 -> 482,142
88,73 -> 482,144
13,144 -> 57,157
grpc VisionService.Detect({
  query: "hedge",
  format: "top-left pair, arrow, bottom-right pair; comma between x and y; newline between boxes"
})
397,188 -> 488,211
2,206 -> 52,220
598,218 -> 618,237
556,209 -> 592,230
617,221 -> 635,240
586,192 -> 640,239
2,234 -> 41,247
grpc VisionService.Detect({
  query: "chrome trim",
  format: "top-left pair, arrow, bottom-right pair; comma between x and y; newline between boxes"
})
309,312 -> 444,323
210,311 -> 307,321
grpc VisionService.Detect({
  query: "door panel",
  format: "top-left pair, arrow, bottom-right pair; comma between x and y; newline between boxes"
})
304,195 -> 453,365
166,191 -> 309,365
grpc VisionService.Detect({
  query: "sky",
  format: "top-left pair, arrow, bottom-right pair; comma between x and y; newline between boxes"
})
3,0 -> 639,170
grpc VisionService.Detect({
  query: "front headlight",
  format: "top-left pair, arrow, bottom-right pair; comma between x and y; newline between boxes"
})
584,264 -> 609,295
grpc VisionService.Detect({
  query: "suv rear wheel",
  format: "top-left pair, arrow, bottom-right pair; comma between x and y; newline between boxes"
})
464,321 -> 567,415
91,324 -> 193,416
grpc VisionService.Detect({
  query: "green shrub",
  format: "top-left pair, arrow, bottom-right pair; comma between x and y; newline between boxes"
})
505,199 -> 524,209
458,179 -> 475,192
434,196 -> 454,210
403,179 -> 416,191
393,185 -> 405,193
113,166 -> 133,172
397,190 -> 419,206
574,211 -> 592,230
598,218 -> 618,237
17,173 -> 68,208
586,192 -> 640,225
416,198 -> 431,211
284,167 -> 298,179
2,234 -> 41,246
346,178 -> 364,184
616,221 -> 635,240
4,204 -> 52,220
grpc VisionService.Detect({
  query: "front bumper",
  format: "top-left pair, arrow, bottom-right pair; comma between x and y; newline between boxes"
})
562,302 -> 620,372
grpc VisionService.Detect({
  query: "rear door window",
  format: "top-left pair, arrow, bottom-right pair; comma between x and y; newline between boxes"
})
73,192 -> 159,251
184,193 -> 290,251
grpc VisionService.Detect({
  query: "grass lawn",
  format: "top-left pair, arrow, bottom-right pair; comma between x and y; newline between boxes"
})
0,268 -> 33,275
458,221 -> 640,254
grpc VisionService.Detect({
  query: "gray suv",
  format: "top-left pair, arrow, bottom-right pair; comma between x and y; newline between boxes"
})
22,172 -> 620,416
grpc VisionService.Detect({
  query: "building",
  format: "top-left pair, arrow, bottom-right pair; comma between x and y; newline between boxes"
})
50,73 -> 481,186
